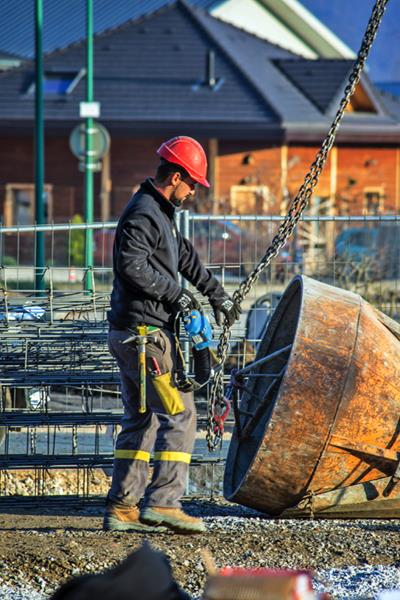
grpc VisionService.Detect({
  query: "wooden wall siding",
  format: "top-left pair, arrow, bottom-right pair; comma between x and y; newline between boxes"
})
0,136 -> 34,183
45,138 -> 80,186
336,147 -> 398,214
45,138 -> 83,220
112,186 -> 136,217
0,136 -> 399,221
52,186 -> 75,220
111,138 -> 161,188
217,142 -> 282,213
287,146 -> 333,201
0,135 -> 101,221
116,140 -> 396,217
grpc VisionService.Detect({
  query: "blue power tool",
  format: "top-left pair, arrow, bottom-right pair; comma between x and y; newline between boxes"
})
183,309 -> 213,350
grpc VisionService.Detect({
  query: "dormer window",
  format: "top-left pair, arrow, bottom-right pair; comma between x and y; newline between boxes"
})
26,68 -> 85,96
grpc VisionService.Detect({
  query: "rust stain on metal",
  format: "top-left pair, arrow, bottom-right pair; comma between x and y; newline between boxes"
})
329,435 -> 400,463
224,275 -> 400,517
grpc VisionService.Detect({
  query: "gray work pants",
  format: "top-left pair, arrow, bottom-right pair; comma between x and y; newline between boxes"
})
107,328 -> 196,508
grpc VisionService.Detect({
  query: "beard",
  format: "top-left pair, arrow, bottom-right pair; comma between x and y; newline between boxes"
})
170,194 -> 191,208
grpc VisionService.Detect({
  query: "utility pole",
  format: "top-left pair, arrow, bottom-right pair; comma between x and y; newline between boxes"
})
35,0 -> 45,292
84,0 -> 94,292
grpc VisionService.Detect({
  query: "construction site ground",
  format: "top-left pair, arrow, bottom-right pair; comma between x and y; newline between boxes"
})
0,498 -> 399,599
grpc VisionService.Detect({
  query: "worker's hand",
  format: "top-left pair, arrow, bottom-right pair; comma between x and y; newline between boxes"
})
209,293 -> 241,327
172,288 -> 201,314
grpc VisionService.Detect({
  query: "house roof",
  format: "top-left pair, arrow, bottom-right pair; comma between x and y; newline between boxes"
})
274,59 -> 354,113
375,89 -> 400,121
0,49 -> 24,60
0,0 -> 216,59
0,2 -> 282,135
0,0 -> 355,61
0,0 -> 398,142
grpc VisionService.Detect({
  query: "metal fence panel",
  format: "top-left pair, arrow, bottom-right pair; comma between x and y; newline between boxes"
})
0,214 -> 399,500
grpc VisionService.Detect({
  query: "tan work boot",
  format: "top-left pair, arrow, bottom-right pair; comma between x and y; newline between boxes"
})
141,506 -> 206,534
103,502 -> 167,532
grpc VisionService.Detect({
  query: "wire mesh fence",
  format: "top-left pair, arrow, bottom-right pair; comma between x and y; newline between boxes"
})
0,213 -> 399,503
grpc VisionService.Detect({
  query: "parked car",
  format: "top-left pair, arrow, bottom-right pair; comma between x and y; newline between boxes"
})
245,292 -> 282,348
335,225 -> 400,280
224,292 -> 282,373
190,219 -> 259,276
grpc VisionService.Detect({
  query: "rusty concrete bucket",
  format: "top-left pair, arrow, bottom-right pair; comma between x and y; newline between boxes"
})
224,275 -> 400,517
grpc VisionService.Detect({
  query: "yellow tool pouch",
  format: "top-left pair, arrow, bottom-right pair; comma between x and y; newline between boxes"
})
151,372 -> 185,416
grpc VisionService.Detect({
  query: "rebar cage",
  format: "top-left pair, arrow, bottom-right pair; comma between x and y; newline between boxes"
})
0,213 -> 399,503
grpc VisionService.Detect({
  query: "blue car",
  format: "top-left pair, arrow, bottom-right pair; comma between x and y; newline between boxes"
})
335,225 -> 400,280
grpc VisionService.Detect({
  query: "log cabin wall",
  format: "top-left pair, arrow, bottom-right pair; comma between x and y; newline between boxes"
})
0,135 -> 399,223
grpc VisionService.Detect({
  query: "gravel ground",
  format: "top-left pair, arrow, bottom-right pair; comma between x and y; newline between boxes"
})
0,499 -> 399,599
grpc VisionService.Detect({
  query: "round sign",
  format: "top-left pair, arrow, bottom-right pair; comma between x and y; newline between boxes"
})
69,121 -> 110,162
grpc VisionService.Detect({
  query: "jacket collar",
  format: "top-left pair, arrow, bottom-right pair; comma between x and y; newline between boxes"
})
140,178 -> 175,219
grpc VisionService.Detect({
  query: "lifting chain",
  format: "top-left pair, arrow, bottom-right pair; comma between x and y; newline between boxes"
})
207,0 -> 390,451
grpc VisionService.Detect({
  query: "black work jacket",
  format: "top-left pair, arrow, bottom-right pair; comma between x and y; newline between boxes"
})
108,179 -> 223,330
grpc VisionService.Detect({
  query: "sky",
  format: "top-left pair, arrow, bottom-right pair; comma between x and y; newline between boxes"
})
301,0 -> 400,82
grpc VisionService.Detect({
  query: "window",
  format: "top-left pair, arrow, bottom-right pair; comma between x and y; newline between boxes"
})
26,69 -> 85,96
4,184 -> 53,226
230,185 -> 270,214
363,187 -> 385,215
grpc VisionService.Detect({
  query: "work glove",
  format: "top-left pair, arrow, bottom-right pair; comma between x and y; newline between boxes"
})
171,288 -> 201,314
209,293 -> 241,327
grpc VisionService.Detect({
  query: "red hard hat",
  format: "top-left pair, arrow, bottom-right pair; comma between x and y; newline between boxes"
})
157,136 -> 210,188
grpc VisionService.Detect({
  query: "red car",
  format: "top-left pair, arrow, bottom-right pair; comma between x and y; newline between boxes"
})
189,219 -> 257,276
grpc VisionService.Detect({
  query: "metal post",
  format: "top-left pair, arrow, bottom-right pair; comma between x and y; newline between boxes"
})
34,0 -> 45,292
181,210 -> 190,275
181,210 -> 191,367
84,0 -> 94,292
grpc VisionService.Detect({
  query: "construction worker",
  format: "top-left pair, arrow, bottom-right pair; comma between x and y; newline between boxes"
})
104,136 -> 240,534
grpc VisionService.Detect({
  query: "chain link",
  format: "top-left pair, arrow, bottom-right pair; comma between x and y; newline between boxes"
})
206,0 -> 390,451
